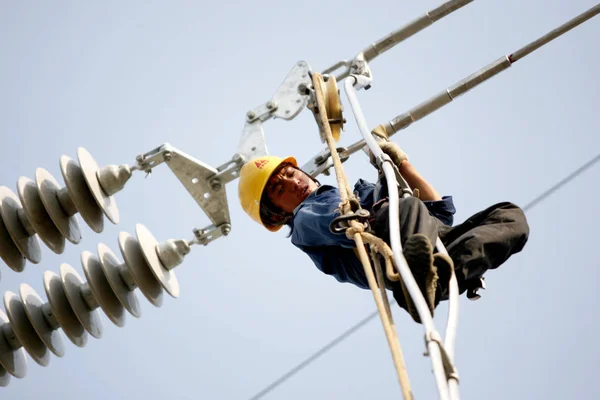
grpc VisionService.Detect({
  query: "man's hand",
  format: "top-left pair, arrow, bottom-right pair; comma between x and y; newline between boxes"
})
369,140 -> 409,170
381,141 -> 408,168
368,133 -> 442,201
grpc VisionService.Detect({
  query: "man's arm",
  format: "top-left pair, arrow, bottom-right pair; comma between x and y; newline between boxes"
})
398,160 -> 442,201
372,141 -> 442,201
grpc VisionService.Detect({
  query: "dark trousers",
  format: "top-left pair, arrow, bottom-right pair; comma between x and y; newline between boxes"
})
371,197 -> 530,306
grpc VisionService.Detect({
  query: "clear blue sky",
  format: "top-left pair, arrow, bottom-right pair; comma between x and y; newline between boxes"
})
1,1 -> 599,399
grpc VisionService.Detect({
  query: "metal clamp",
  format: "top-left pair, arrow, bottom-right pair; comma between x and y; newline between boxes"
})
424,331 -> 460,382
301,146 -> 349,177
192,223 -> 231,246
329,208 -> 371,234
236,61 -> 312,162
134,143 -> 175,174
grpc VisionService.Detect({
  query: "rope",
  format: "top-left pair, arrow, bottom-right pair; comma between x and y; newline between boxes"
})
311,72 -> 413,400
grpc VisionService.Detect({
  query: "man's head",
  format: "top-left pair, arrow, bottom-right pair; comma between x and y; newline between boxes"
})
238,156 -> 318,232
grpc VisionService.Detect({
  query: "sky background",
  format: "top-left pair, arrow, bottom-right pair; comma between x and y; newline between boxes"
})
0,1 -> 599,399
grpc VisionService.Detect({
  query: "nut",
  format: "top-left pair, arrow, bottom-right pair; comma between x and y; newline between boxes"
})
220,225 -> 231,236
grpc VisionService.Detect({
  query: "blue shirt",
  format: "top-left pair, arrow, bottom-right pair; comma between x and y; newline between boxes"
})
289,179 -> 456,289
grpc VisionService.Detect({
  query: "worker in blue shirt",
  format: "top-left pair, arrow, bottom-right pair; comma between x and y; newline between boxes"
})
238,143 -> 529,323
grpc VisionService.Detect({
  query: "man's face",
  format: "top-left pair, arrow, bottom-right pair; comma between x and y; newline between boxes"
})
265,164 -> 318,213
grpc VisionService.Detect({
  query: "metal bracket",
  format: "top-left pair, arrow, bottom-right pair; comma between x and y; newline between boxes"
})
237,121 -> 270,164
348,53 -> 374,91
163,147 -> 231,229
271,61 -> 312,121
236,61 -> 312,162
209,154 -> 245,188
135,143 -> 232,230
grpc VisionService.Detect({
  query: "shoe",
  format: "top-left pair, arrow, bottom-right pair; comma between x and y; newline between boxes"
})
402,234 -> 438,323
433,253 -> 454,302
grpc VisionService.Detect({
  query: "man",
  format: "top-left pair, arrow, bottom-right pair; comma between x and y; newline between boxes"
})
238,144 -> 529,323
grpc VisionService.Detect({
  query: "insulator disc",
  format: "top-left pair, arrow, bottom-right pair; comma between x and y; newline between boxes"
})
60,155 -> 104,234
35,168 -> 82,244
119,232 -> 163,307
20,284 -> 65,357
97,243 -> 141,318
0,309 -> 27,378
0,187 -> 41,264
136,224 -> 179,298
3,291 -> 50,367
81,251 -> 125,327
17,177 -> 65,254
0,365 -> 9,387
0,214 -> 25,273
43,271 -> 87,348
77,148 -> 119,225
59,263 -> 102,339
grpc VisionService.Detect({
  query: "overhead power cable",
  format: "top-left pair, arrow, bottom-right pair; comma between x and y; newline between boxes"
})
247,152 -> 600,400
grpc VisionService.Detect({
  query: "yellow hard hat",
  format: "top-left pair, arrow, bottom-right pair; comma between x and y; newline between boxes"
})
238,155 -> 298,232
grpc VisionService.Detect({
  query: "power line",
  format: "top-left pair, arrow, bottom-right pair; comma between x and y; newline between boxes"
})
522,153 -> 600,212
246,152 -> 600,400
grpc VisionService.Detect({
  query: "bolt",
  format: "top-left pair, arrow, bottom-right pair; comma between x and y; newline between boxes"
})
315,155 -> 325,164
266,101 -> 275,110
220,225 -> 231,236
163,151 -> 172,162
193,228 -> 208,245
246,111 -> 256,120
298,83 -> 309,95
210,178 -> 222,191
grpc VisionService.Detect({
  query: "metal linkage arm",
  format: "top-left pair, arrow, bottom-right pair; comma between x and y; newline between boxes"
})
322,0 -> 474,81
